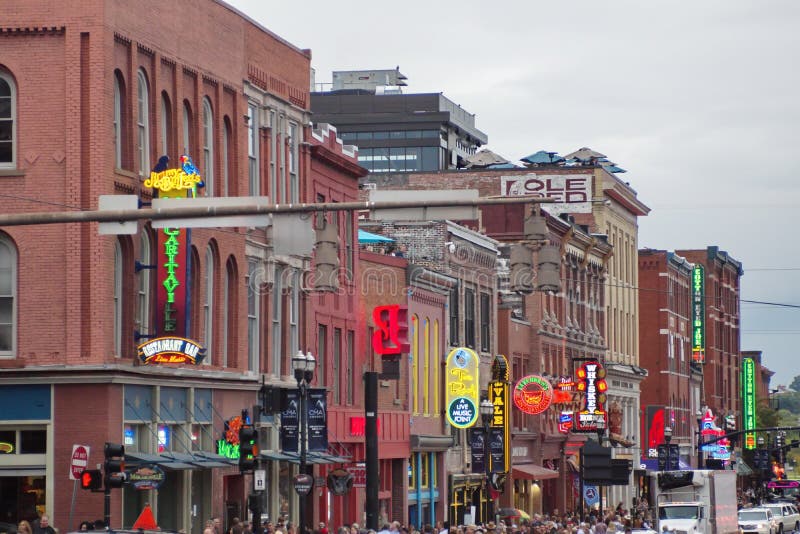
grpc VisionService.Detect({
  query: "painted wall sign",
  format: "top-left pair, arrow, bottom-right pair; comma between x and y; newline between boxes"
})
137,336 -> 205,365
489,376 -> 510,473
371,304 -> 410,356
692,264 -> 706,363
445,347 -> 480,428
513,375 -> 553,415
574,361 -> 607,433
128,464 -> 166,490
742,357 -> 756,450
500,174 -> 592,215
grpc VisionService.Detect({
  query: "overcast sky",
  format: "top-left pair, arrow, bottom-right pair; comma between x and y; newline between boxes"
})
227,0 -> 800,387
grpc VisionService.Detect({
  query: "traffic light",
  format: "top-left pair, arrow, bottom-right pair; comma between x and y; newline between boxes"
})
657,444 -> 668,471
103,442 -> 126,489
610,459 -> 633,485
535,245 -> 562,293
239,425 -> 258,472
753,449 -> 770,471
79,469 -> 103,491
581,440 -> 612,483
313,218 -> 340,292
523,211 -> 548,242
509,244 -> 533,294
668,444 -> 680,471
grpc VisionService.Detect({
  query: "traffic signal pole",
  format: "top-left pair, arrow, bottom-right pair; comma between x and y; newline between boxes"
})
0,197 -> 554,227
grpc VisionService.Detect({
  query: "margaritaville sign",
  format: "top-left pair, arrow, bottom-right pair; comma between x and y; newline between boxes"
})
139,155 -> 205,365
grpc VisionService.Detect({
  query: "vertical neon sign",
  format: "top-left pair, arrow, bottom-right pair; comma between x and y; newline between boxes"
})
692,265 -> 706,363
743,357 -> 756,450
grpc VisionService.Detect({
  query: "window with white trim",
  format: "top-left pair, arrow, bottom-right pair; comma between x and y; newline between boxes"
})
248,103 -> 259,195
114,240 -> 123,357
222,117 -> 231,197
203,244 -> 215,363
182,101 -> 192,154
136,232 -> 151,337
160,92 -> 171,157
246,258 -> 259,372
202,97 -> 214,196
136,70 -> 150,176
0,235 -> 17,357
113,73 -> 124,169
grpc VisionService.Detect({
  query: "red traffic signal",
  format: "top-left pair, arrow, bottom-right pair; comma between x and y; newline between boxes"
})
80,469 -> 103,490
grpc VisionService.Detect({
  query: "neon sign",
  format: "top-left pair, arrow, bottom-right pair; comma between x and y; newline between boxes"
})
692,265 -> 706,363
371,305 -> 410,356
0,442 -> 13,454
742,358 -> 756,449
513,375 -> 553,415
445,347 -> 480,428
144,154 -> 204,195
574,361 -> 607,433
489,362 -> 510,473
137,336 -> 205,365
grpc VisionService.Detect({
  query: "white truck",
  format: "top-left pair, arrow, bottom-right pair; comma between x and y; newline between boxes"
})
652,469 -> 738,534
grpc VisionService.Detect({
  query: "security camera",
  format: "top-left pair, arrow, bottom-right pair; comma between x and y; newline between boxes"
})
445,242 -> 456,253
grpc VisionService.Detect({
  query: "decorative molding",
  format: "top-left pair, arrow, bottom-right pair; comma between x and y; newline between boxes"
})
1,26 -> 65,36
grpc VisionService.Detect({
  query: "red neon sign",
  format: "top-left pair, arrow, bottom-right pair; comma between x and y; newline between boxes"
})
157,227 -> 188,337
371,305 -> 410,355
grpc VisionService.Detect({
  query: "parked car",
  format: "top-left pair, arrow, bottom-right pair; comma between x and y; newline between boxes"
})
761,502 -> 800,533
739,508 -> 779,534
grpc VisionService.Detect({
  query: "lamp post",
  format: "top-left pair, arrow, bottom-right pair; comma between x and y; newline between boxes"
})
480,398 -> 494,525
696,408 -> 705,469
292,350 -> 316,534
664,426 -> 673,471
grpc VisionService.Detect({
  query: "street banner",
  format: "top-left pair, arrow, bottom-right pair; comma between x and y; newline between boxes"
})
281,389 -> 299,453
307,388 -> 329,452
469,427 -> 486,474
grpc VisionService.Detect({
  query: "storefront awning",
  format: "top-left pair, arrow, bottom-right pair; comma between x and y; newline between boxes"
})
512,463 -> 559,480
125,451 -> 237,470
260,451 -> 351,465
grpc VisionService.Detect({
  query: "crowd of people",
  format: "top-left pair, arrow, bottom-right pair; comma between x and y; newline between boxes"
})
225,507 -> 657,534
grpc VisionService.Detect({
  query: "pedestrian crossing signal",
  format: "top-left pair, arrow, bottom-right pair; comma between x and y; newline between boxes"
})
80,469 -> 103,490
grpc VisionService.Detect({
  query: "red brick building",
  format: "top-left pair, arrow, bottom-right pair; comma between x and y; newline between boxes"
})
638,249 -> 701,469
674,247 -> 744,430
0,0 -> 347,531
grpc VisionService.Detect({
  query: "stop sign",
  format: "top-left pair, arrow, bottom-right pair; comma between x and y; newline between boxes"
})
70,444 -> 91,480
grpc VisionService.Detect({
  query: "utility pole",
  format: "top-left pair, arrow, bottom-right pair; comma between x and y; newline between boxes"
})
365,372 -> 379,530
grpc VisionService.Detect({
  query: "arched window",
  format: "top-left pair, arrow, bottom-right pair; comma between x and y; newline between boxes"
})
137,231 -> 152,336
222,256 -> 237,368
246,258 -> 260,372
203,243 -> 216,364
113,240 -> 123,357
411,314 -> 419,414
190,246 -> 201,339
136,69 -> 150,175
0,72 -> 16,169
222,116 -> 231,197
113,71 -> 126,169
423,318 -> 430,415
433,319 -> 440,414
182,100 -> 193,155
0,234 -> 17,357
202,97 -> 214,196
160,91 -> 172,157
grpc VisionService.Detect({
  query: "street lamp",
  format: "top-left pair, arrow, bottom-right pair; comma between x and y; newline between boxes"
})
292,350 -> 316,534
480,398 -> 494,525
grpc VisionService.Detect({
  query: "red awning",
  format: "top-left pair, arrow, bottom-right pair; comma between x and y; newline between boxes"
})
512,463 -> 559,480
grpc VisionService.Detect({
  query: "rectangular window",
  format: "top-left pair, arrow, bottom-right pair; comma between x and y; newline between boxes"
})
269,110 -> 276,198
248,103 -> 259,195
289,122 -> 299,203
464,288 -> 475,349
344,212 -> 354,281
317,325 -> 327,387
333,328 -> 341,404
278,114 -> 286,203
289,270 -> 299,361
449,284 -> 459,346
272,264 -> 284,377
480,293 -> 491,352
247,259 -> 259,372
346,330 -> 355,405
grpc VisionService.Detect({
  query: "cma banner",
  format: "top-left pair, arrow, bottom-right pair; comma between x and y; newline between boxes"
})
280,389 -> 328,453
